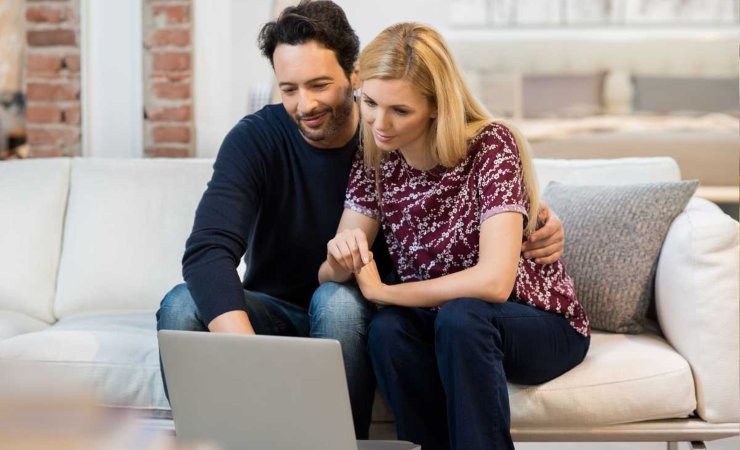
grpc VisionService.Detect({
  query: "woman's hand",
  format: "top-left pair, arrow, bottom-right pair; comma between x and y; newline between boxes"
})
327,228 -> 372,274
355,255 -> 388,304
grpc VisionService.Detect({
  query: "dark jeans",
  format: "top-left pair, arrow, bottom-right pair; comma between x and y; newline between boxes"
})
156,282 -> 377,439
368,298 -> 590,450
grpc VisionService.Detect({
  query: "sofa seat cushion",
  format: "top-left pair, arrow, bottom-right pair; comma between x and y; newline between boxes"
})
508,331 -> 696,426
0,311 -> 50,340
0,313 -> 168,411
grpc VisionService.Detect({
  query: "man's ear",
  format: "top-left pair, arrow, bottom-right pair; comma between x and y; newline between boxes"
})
350,67 -> 360,90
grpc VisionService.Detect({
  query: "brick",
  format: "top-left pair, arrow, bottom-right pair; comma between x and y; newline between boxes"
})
153,82 -> 190,99
26,5 -> 66,23
27,147 -> 66,158
63,54 -> 80,71
27,104 -> 62,123
149,29 -> 190,47
62,106 -> 81,124
27,82 -> 79,101
152,126 -> 190,143
150,71 -> 191,82
146,104 -> 191,121
145,147 -> 191,158
152,4 -> 190,25
27,29 -> 76,47
153,52 -> 190,71
27,128 -> 80,146
26,54 -> 63,75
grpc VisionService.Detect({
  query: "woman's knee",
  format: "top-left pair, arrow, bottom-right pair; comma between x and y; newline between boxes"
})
434,298 -> 492,338
367,307 -> 411,350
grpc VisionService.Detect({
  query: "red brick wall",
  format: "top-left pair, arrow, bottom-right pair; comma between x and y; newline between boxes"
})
24,0 -> 81,157
143,0 -> 193,158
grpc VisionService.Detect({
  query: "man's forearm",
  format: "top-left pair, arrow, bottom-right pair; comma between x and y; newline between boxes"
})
208,310 -> 255,334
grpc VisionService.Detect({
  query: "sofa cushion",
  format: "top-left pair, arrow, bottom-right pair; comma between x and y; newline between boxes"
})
54,159 -> 216,319
508,331 -> 696,426
0,158 -> 70,323
0,311 -> 49,340
543,180 -> 698,333
0,313 -> 168,411
372,331 -> 696,426
656,198 -> 740,423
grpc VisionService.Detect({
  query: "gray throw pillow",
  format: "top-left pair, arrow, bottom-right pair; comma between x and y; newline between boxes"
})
543,180 -> 699,333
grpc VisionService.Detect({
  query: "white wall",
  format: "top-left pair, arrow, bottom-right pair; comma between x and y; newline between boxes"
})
193,0 -> 273,158
80,0 -> 144,158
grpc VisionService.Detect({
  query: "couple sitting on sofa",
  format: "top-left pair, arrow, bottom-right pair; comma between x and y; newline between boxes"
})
156,2 -> 590,450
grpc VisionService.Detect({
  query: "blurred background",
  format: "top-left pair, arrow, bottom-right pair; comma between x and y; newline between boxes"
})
1,0 -> 737,218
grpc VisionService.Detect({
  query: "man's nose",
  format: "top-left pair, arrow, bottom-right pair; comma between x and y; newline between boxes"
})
298,90 -> 319,115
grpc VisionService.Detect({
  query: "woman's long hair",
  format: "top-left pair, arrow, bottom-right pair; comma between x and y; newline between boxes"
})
358,23 -> 540,235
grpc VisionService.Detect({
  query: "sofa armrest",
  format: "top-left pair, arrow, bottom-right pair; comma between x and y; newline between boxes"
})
655,198 -> 739,423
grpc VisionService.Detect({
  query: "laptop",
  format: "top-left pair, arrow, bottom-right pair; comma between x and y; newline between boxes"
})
158,330 -> 420,450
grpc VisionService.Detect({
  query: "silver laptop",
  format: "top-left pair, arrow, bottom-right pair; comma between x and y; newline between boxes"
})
159,330 -> 420,450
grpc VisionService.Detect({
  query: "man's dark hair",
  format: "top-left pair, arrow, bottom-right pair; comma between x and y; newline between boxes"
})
258,0 -> 360,78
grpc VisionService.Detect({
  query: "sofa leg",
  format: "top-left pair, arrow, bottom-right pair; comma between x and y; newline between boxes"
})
690,442 -> 707,450
667,442 -> 679,450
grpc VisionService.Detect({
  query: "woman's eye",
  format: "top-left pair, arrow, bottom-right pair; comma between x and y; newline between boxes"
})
363,99 -> 377,107
394,108 -> 409,116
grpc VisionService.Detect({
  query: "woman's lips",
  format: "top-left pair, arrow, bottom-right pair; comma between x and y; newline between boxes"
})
374,131 -> 394,143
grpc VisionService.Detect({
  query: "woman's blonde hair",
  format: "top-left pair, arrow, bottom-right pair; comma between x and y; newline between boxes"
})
358,23 -> 540,235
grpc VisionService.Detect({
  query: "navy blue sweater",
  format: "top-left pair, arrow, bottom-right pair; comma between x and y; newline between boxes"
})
183,104 -> 389,325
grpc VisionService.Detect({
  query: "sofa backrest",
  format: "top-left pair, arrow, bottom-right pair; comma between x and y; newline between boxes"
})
533,156 -> 681,187
54,159 -> 217,319
0,159 -> 70,323
48,156 -> 681,319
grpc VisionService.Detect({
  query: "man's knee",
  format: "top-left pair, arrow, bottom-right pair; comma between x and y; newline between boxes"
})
309,282 -> 374,325
157,283 -> 205,332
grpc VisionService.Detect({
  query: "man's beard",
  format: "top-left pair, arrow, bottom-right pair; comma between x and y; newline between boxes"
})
293,86 -> 354,146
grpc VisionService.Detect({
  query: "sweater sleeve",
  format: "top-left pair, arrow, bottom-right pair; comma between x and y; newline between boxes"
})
182,119 -> 267,325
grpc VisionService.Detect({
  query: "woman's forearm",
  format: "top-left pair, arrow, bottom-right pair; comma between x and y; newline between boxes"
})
374,264 -> 513,307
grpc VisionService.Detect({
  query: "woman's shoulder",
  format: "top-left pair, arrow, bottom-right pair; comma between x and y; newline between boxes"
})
470,121 -> 517,147
467,121 -> 520,162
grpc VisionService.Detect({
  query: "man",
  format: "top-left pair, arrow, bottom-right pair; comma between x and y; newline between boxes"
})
156,0 -> 565,439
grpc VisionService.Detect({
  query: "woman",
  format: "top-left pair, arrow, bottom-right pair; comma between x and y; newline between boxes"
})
318,23 -> 590,450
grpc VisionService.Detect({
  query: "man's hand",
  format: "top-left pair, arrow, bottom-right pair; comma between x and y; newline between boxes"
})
327,228 -> 371,274
208,310 -> 255,334
522,202 -> 564,265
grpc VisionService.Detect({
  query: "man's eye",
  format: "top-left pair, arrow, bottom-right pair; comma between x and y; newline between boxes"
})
314,84 -> 329,90
282,88 -> 296,94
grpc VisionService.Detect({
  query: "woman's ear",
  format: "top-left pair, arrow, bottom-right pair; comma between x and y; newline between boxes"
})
430,110 -> 437,119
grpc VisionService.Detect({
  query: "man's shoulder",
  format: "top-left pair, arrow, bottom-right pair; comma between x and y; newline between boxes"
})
231,103 -> 290,137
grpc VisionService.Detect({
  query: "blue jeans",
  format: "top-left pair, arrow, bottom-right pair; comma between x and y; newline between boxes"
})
156,282 -> 376,439
367,298 -> 590,450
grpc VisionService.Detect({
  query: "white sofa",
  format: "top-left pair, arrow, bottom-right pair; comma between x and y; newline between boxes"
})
0,157 -> 738,447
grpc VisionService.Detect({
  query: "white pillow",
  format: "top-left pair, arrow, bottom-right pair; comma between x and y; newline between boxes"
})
0,159 -> 70,323
54,159 -> 215,318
